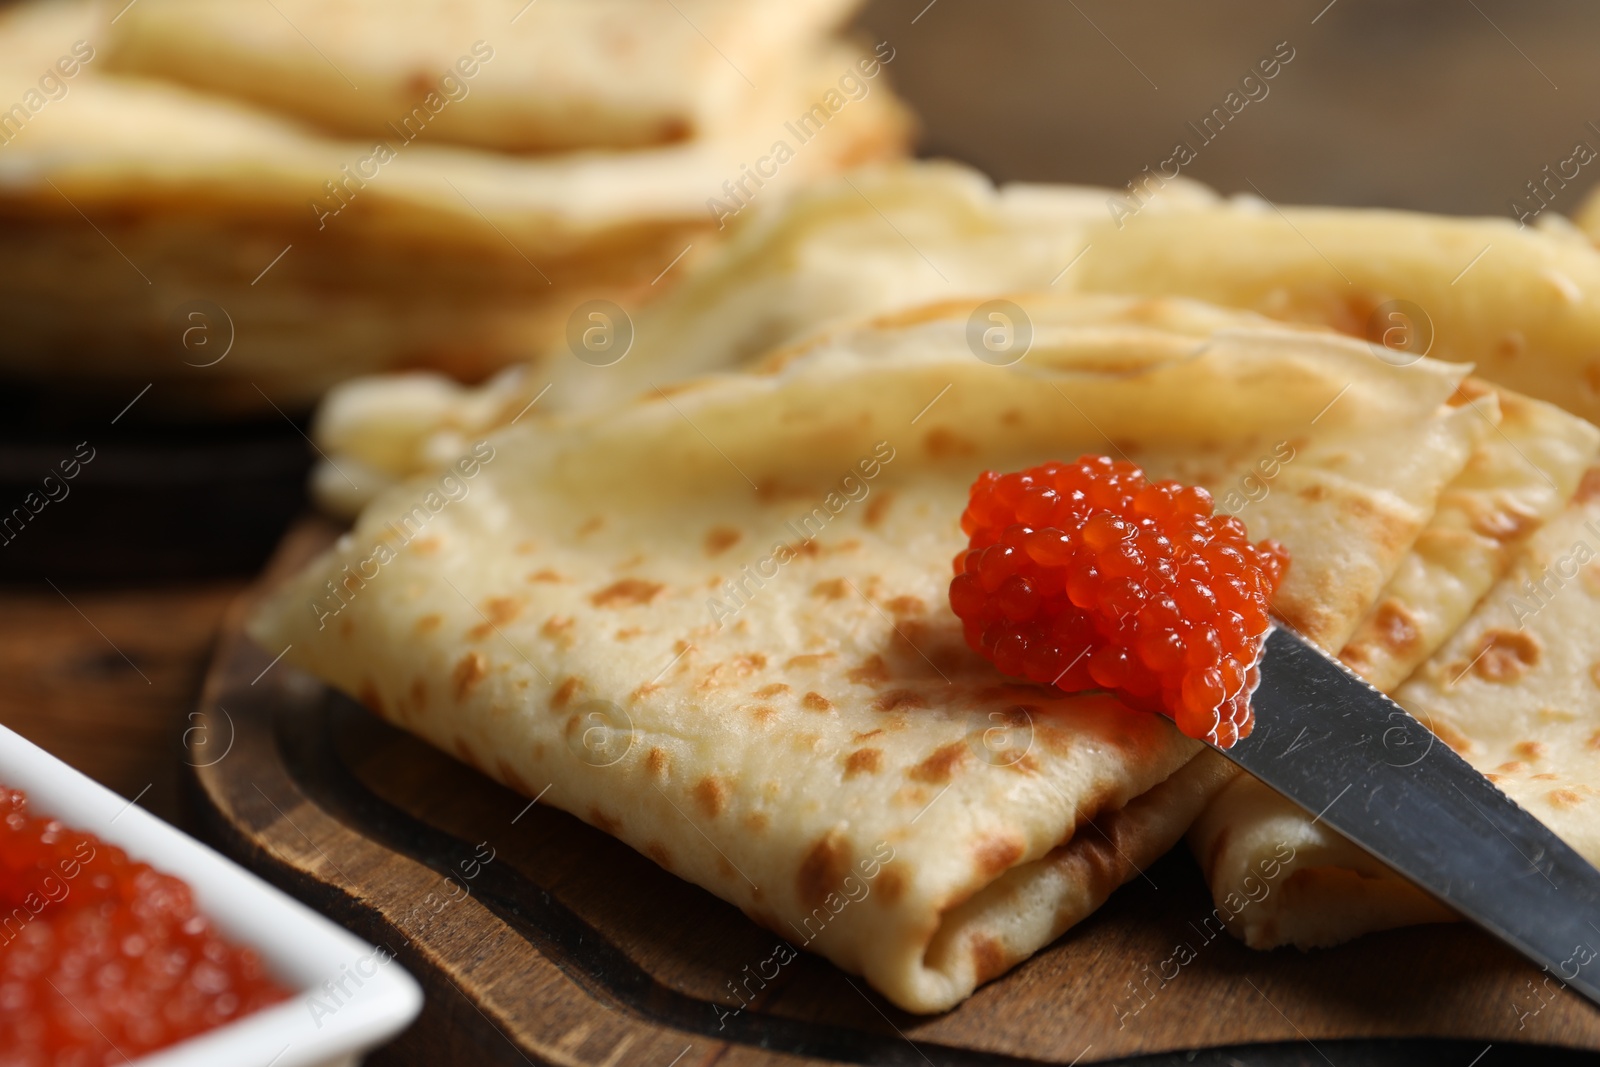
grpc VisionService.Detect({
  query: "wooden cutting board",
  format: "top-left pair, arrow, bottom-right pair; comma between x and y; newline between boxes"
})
188,520 -> 1600,1066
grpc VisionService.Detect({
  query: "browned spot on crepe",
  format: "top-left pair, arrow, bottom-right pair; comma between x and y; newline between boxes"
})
755,683 -> 789,698
414,613 -> 442,634
1371,600 -> 1420,654
1432,718 -> 1476,756
452,736 -> 477,766
694,776 -> 728,818
786,653 -> 834,669
812,578 -> 849,600
1470,629 -> 1541,682
748,704 -> 777,724
411,536 -> 442,555
853,728 -> 885,742
705,526 -> 742,556
1470,501 -> 1541,542
591,578 -> 665,608
797,830 -> 852,909
924,428 -> 977,459
875,866 -> 907,906
908,741 -> 968,784
551,676 -> 583,710
743,811 -> 769,834
974,835 -> 1025,877
1494,761 -> 1527,774
865,492 -> 895,528
528,569 -> 566,583
339,616 -> 355,639
452,653 -> 488,700
886,596 -> 926,617
646,747 -> 670,777
1463,377 -> 1502,402
541,615 -> 575,645
590,808 -> 620,835
359,680 -> 384,716
577,516 -> 604,537
803,691 -> 835,712
1298,484 -> 1328,502
1550,789 -> 1588,809
468,596 -> 524,638
646,842 -> 674,870
843,748 -> 883,779
847,655 -> 891,686
1513,740 -> 1547,761
1532,772 -> 1562,781
971,935 -> 1010,985
874,689 -> 927,712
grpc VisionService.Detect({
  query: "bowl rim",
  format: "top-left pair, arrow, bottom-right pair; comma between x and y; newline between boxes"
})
0,723 -> 423,1067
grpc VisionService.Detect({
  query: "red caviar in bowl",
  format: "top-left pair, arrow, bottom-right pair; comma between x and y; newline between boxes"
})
0,785 -> 290,1063
949,456 -> 1289,747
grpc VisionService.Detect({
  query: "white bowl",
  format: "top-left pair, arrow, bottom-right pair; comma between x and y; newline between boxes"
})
0,724 -> 423,1067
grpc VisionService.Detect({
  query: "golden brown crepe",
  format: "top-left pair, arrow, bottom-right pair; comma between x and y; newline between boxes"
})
0,0 -> 910,409
103,0 -> 864,153
1191,468 -> 1600,950
1072,196 -> 1600,424
1189,383 -> 1600,951
250,292 -> 1482,1011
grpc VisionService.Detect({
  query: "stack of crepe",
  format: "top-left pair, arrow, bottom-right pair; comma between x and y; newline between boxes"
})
0,0 -> 909,411
253,161 -> 1600,1011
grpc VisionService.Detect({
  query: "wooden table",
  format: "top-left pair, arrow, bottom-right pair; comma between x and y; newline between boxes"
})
0,577 -> 246,828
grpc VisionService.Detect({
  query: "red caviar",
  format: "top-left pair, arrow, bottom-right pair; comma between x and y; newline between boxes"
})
949,456 -> 1289,747
0,786 -> 290,1063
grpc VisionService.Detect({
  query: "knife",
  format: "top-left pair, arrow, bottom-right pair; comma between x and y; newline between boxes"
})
1226,624 -> 1600,1007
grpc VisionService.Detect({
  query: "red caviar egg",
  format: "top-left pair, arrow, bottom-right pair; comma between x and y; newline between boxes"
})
0,786 -> 291,1061
949,457 -> 1290,746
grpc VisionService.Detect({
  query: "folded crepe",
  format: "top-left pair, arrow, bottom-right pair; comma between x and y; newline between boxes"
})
1189,387 -> 1600,949
0,1 -> 909,409
308,161 -> 1214,512
251,292 -> 1484,1012
103,0 -> 863,153
1071,196 -> 1600,424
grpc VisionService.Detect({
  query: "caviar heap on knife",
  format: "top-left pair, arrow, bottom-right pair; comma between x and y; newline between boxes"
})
0,786 -> 290,1061
949,456 -> 1290,747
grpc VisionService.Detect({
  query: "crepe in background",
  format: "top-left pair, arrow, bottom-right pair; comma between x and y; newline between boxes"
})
1072,196 -> 1600,423
251,293 -> 1482,1011
1189,388 -> 1600,949
309,161 -> 1215,512
104,0 -> 863,153
1193,469 -> 1600,950
0,1 -> 909,410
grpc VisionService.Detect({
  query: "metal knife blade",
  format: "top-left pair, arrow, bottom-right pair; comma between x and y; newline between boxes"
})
1224,625 -> 1600,1006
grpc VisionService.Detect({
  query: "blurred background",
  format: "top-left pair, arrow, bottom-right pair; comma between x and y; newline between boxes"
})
865,0 -> 1594,215
3,0 -> 1597,904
